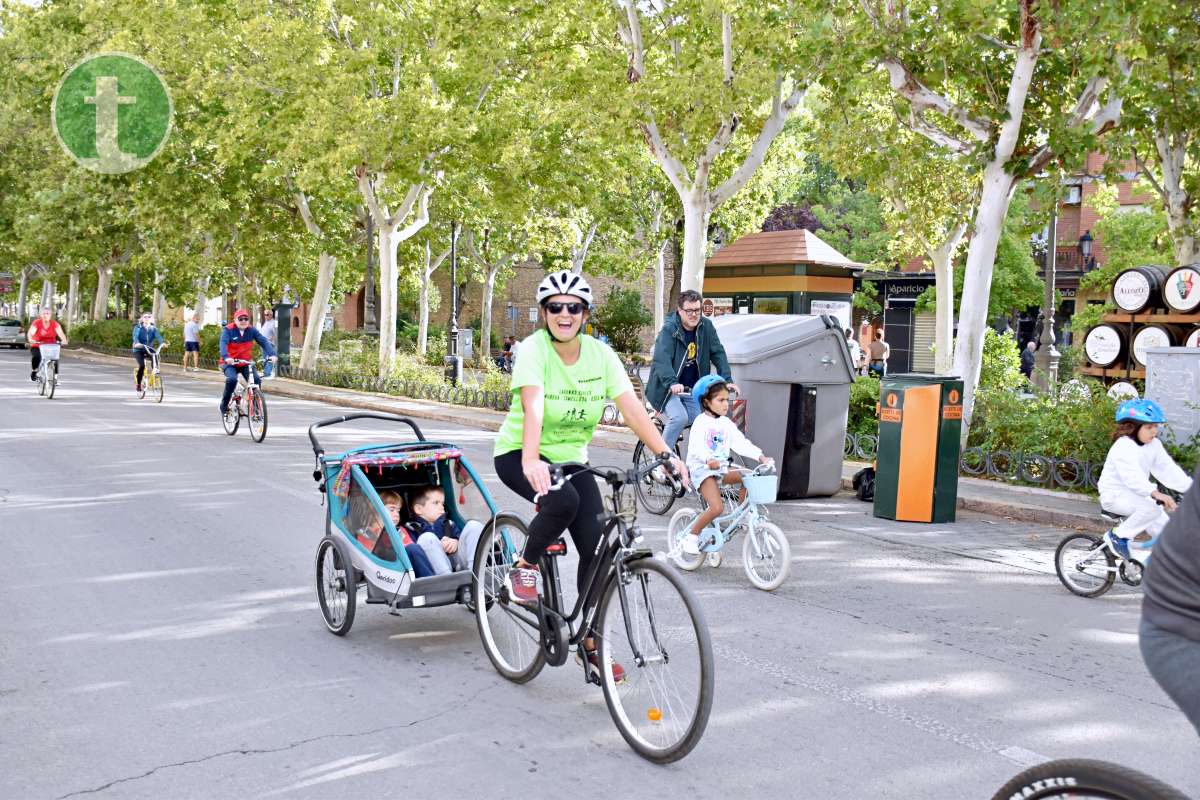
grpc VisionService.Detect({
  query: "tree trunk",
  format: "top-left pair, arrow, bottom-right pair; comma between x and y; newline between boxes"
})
679,196 -> 710,292
653,241 -> 666,334
66,270 -> 80,325
193,277 -> 210,324
152,272 -> 166,322
16,268 -> 29,321
299,252 -> 336,370
479,264 -> 500,367
952,163 -> 1018,436
92,265 -> 113,321
376,222 -> 400,374
41,278 -> 54,311
930,222 -> 968,374
1155,130 -> 1196,265
234,255 -> 247,311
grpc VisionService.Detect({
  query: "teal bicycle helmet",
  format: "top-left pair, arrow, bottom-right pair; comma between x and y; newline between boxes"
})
692,374 -> 728,404
1116,398 -> 1166,424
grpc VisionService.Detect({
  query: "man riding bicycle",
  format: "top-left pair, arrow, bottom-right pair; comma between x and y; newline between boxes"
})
646,290 -> 737,452
493,270 -> 687,682
131,311 -> 164,392
27,307 -> 68,382
218,308 -> 277,417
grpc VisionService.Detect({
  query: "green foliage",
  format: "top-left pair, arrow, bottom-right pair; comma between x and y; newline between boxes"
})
979,329 -> 1023,392
477,358 -> 512,395
590,287 -> 652,355
853,279 -> 882,315
388,352 -> 449,385
1071,301 -> 1113,336
1079,188 -> 1173,295
1057,343 -> 1082,379
969,382 -> 1119,465
847,374 -> 881,437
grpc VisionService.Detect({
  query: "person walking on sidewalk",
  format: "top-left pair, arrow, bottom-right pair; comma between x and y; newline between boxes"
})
183,313 -> 202,372
646,290 -> 738,452
493,270 -> 687,683
867,328 -> 889,377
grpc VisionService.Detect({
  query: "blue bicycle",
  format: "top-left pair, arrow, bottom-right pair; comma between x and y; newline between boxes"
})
666,462 -> 791,591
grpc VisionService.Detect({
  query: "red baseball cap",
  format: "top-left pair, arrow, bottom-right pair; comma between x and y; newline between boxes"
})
233,308 -> 251,320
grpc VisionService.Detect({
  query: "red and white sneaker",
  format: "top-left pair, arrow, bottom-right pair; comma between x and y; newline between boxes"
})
578,647 -> 626,685
505,565 -> 541,605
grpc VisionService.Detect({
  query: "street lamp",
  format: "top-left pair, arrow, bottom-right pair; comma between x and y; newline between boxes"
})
1078,230 -> 1095,271
1033,187 -> 1061,392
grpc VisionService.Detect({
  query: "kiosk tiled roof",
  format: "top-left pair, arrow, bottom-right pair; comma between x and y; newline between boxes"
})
706,229 -> 867,269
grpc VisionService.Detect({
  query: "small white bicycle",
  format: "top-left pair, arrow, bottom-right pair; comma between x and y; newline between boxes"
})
666,463 -> 791,591
35,343 -> 61,399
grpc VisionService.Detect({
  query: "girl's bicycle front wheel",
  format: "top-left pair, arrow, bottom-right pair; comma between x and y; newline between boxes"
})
248,389 -> 268,442
1055,533 -> 1115,598
472,512 -> 545,684
666,507 -> 705,571
37,366 -> 46,396
990,759 -> 1190,800
597,557 -> 714,763
743,520 -> 790,591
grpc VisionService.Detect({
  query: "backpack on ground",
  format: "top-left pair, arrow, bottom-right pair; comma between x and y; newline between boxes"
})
852,467 -> 875,502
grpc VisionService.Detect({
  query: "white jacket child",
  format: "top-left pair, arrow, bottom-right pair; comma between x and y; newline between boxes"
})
686,413 -> 763,475
1097,436 -> 1193,542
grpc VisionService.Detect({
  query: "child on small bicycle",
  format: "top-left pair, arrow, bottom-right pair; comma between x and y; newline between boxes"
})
1097,399 -> 1193,561
408,484 -> 483,576
680,375 -> 773,555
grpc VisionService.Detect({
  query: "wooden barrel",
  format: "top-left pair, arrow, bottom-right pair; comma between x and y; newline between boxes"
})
1186,326 -> 1200,348
1112,265 -> 1169,313
1084,323 -> 1126,367
1130,323 -> 1182,367
1163,265 -> 1200,313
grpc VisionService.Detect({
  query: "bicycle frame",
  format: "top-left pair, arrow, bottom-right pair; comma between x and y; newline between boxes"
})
691,463 -> 773,551
1076,533 -> 1157,573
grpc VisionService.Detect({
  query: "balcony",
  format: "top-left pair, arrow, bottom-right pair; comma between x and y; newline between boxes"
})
1032,245 -> 1096,274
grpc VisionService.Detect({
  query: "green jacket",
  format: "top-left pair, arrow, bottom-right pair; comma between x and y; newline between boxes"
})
646,312 -> 732,410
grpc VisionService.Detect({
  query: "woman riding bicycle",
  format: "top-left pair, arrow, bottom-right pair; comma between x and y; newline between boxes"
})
27,306 -> 68,382
493,270 -> 687,680
131,311 -> 164,393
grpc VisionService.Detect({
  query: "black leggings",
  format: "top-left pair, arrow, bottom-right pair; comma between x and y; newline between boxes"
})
133,350 -> 147,383
494,449 -> 605,595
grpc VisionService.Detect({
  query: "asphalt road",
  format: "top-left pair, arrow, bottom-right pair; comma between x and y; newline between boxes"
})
1,348 -> 1197,799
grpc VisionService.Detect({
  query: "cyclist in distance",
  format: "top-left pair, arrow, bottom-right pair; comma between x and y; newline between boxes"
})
218,308 -> 277,417
492,270 -> 688,681
131,311 -> 164,393
646,290 -> 737,452
27,306 -> 68,382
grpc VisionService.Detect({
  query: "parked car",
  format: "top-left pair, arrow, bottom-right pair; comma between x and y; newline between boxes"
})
0,318 -> 25,348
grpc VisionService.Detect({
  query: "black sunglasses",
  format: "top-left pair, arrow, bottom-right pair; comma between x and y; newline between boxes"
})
235,316 -> 250,322
544,301 -> 584,315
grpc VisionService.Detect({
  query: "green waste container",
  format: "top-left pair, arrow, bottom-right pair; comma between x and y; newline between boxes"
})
873,374 -> 963,523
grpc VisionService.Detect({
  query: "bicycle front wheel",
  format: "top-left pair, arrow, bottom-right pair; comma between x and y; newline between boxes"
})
248,389 -> 268,442
634,441 -> 677,516
153,372 -> 164,403
597,557 -> 713,763
1055,533 -> 1115,598
743,520 -> 790,591
222,398 -> 240,435
37,366 -> 46,396
47,362 -> 57,399
989,759 -> 1190,800
472,512 -> 544,683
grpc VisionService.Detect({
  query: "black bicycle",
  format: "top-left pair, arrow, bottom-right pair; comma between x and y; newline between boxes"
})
991,759 -> 1190,800
632,415 -> 687,515
471,453 -> 714,763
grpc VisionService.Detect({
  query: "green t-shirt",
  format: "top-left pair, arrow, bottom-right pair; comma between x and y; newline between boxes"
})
494,330 -> 634,463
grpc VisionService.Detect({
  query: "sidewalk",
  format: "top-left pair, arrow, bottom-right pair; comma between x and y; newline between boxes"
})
71,347 -> 1105,532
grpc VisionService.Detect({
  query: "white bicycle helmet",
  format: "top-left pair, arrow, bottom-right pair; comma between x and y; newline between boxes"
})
536,270 -> 593,307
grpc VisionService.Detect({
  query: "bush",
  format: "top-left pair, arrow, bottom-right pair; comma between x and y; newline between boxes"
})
590,287 -> 652,355
979,328 -> 1022,391
73,319 -> 223,366
475,357 -> 511,395
847,374 -> 880,436
969,380 -> 1118,463
388,351 -> 447,385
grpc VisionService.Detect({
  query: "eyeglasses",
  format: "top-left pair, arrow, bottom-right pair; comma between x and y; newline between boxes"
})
235,316 -> 250,322
544,302 -> 584,315
680,306 -> 702,316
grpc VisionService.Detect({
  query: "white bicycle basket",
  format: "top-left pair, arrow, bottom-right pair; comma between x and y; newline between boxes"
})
743,474 -> 778,504
39,344 -> 61,360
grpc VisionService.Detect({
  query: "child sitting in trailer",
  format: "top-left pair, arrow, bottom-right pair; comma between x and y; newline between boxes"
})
348,486 -> 437,578
409,482 -> 485,576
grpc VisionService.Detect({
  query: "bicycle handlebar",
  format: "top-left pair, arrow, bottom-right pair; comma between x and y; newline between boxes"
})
539,451 -> 678,500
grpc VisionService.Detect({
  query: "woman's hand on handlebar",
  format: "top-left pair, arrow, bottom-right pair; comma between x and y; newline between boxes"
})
523,457 -> 552,496
667,454 -> 689,489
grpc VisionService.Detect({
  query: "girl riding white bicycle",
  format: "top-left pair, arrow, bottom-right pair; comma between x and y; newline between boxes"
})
1097,399 -> 1193,562
679,375 -> 773,556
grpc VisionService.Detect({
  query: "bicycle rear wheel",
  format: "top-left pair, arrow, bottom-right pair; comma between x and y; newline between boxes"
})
47,361 -> 56,399
1055,533 -> 1115,598
472,512 -> 545,683
989,759 -> 1190,800
634,441 -> 678,516
597,557 -> 713,763
248,389 -> 268,442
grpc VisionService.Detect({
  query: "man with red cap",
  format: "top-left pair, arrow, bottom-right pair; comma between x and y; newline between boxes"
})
218,308 -> 277,417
